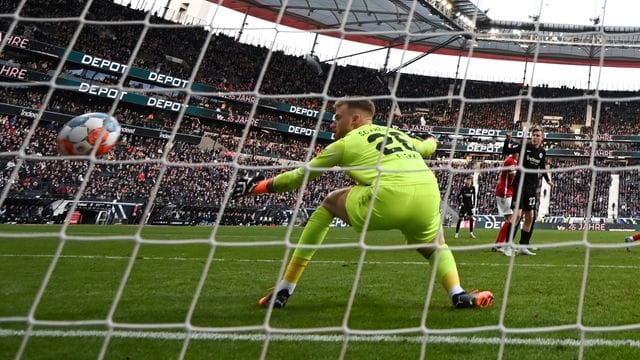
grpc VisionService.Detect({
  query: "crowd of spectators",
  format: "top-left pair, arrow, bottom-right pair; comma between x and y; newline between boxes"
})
547,159 -> 611,218
475,161 -> 501,216
2,0 -> 640,225
1,111 -> 634,224
1,114 -> 354,224
3,1 -> 639,135
618,168 -> 640,218
431,160 -> 475,212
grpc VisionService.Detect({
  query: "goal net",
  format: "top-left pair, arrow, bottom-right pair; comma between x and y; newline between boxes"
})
1,0 -> 640,359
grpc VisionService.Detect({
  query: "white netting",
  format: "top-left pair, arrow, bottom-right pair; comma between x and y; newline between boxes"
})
2,0 -> 640,359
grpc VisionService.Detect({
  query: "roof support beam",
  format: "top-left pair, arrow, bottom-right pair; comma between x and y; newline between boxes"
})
386,34 -> 464,74
319,34 -> 446,64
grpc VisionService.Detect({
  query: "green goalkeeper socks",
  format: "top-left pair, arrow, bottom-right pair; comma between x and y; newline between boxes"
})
429,244 -> 462,297
283,257 -> 309,287
291,206 -> 333,262
279,206 -> 333,293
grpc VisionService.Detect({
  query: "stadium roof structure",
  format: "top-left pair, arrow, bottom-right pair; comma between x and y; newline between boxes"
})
219,0 -> 640,68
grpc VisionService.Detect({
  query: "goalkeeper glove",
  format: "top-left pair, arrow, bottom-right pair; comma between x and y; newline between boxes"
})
233,174 -> 266,198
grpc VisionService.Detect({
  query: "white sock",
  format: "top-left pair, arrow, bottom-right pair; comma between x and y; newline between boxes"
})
277,280 -> 296,294
448,285 -> 465,299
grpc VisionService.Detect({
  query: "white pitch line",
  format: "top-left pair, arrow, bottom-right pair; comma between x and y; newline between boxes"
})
1,253 -> 640,269
0,328 -> 639,348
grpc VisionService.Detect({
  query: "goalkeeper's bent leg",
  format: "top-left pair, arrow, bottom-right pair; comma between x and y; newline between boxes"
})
423,242 -> 493,308
427,244 -> 464,299
416,230 -> 464,300
276,206 -> 333,294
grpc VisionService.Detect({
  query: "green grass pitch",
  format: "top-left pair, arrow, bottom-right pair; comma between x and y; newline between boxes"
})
1,224 -> 639,359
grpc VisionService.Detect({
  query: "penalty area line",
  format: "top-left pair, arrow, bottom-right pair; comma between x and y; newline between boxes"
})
0,328 -> 639,348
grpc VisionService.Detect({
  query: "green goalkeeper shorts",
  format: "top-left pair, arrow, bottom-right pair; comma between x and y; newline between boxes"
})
345,183 -> 441,244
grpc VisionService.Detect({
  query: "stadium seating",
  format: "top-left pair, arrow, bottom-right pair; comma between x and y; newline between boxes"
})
1,0 -> 637,225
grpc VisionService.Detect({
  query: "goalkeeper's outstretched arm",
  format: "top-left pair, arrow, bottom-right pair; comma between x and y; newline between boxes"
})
233,130 -> 437,198
233,140 -> 344,197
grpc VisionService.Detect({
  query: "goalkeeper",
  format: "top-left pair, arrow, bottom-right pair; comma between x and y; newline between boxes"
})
234,98 -> 493,309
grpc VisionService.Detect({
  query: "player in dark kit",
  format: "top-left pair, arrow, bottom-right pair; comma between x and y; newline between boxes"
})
502,126 -> 553,255
455,176 -> 476,239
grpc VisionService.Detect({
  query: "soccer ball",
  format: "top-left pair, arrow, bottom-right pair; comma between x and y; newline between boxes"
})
57,113 -> 121,156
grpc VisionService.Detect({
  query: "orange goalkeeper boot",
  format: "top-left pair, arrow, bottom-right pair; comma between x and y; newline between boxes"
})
452,289 -> 494,309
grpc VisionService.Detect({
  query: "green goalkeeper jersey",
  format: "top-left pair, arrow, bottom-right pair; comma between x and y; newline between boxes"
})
272,124 -> 438,192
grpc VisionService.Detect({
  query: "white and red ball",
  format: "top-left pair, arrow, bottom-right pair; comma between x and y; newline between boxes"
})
57,113 -> 121,156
